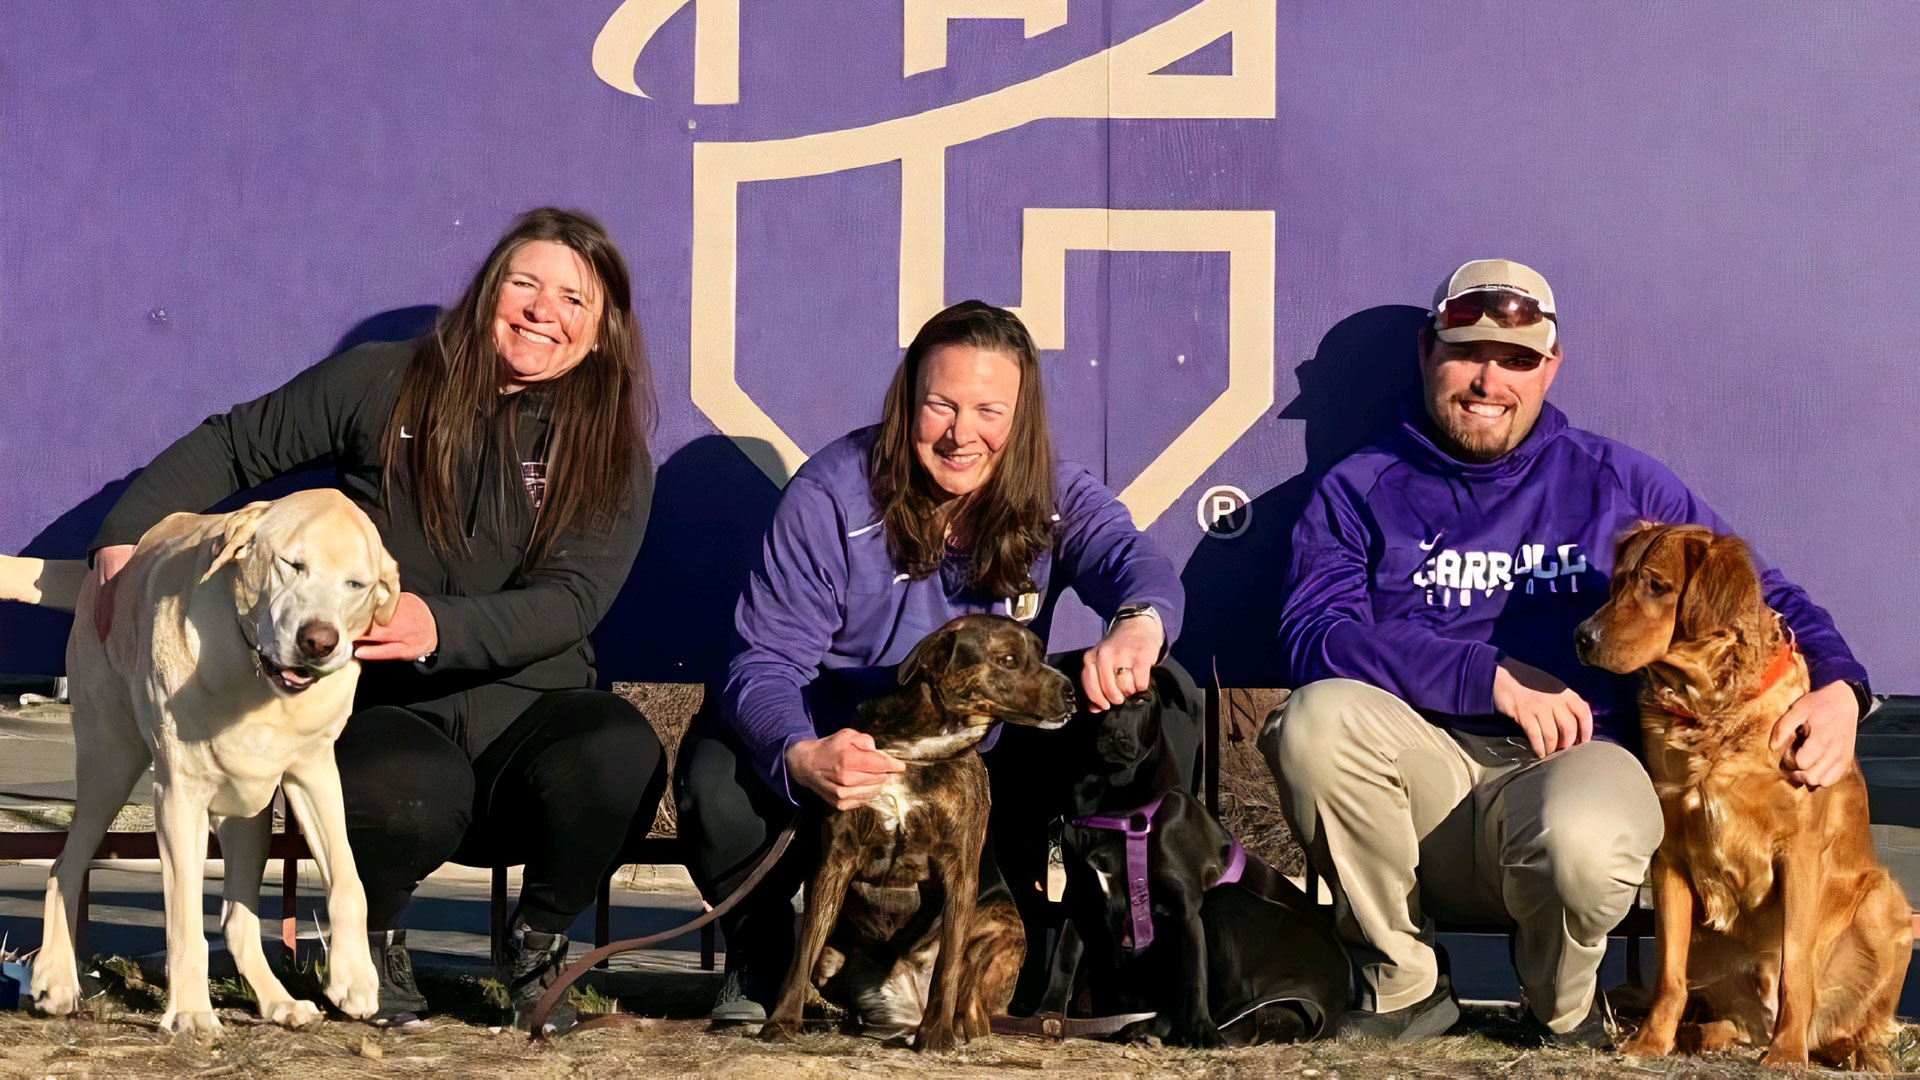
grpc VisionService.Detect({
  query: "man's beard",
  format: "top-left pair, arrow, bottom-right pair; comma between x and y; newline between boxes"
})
1430,397 -> 1523,463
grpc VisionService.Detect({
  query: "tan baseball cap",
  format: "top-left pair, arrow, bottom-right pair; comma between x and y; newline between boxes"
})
1432,258 -> 1557,356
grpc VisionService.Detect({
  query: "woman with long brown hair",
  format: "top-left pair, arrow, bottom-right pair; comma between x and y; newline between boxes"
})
677,300 -> 1202,1024
88,208 -> 662,1033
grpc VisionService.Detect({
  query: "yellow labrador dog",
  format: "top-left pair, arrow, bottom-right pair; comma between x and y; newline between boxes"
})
0,489 -> 393,1034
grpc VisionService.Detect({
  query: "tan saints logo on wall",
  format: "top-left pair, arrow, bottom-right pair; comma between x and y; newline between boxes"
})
594,0 -> 1279,530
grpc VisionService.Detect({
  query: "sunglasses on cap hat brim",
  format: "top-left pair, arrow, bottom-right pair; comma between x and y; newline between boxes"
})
1434,285 -> 1556,331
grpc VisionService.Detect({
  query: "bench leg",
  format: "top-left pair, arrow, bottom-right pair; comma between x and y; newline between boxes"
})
596,874 -> 612,969
75,868 -> 90,965
278,790 -> 300,953
280,853 -> 298,953
491,865 -> 508,969
1627,926 -> 1645,991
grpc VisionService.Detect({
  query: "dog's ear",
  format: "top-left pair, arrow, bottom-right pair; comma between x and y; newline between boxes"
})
1611,520 -> 1664,573
199,502 -> 272,584
899,626 -> 957,685
1677,533 -> 1764,641
372,548 -> 401,626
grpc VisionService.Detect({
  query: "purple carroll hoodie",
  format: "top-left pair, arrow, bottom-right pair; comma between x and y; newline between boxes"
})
1279,401 -> 1866,747
724,426 -> 1184,799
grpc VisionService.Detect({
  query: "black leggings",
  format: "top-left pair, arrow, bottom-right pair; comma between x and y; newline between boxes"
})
334,689 -> 668,935
675,651 -> 1203,1006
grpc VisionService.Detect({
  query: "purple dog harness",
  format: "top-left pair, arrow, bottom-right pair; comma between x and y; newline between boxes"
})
1069,793 -> 1246,954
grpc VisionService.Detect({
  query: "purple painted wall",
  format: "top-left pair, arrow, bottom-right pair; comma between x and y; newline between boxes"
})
2,2 -> 1914,689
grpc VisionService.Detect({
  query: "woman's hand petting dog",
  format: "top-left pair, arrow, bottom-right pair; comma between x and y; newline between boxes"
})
1769,680 -> 1861,789
1493,657 -> 1594,758
91,543 -> 136,641
352,591 -> 439,662
786,728 -> 907,810
1082,614 -> 1164,712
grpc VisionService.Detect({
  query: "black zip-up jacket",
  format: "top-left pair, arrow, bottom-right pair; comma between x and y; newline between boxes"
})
93,339 -> 652,754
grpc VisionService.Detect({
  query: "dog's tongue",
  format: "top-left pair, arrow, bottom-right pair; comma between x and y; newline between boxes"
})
262,657 -> 316,693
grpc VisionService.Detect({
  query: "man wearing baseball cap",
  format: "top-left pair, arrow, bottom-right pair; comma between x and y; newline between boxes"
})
1257,259 -> 1871,1046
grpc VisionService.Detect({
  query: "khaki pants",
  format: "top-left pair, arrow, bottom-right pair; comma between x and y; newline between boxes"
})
1259,679 -> 1661,1033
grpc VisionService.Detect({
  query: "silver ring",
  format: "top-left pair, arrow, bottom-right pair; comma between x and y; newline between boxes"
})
1115,666 -> 1132,676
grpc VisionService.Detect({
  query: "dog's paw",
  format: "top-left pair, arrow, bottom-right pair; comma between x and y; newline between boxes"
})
30,980 -> 82,1018
261,997 -> 325,1029
326,964 -> 380,1020
914,1020 -> 964,1053
1620,1031 -> 1674,1059
162,1009 -> 223,1039
1167,1021 -> 1228,1050
759,1020 -> 798,1043
1759,1044 -> 1810,1071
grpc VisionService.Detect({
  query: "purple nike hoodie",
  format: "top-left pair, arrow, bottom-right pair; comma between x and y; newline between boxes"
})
1279,401 -> 1866,747
724,426 -> 1184,799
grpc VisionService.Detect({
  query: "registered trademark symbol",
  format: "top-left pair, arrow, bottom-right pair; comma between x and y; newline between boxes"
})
1197,485 -> 1251,539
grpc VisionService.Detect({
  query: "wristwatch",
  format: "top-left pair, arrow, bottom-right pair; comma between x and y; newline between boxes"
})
1843,678 -> 1873,723
1107,603 -> 1160,631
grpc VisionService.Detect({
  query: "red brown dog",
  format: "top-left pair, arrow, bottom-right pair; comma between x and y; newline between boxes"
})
1576,522 -> 1909,1070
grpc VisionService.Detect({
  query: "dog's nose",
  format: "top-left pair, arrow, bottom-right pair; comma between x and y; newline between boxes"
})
1574,624 -> 1600,656
297,620 -> 340,661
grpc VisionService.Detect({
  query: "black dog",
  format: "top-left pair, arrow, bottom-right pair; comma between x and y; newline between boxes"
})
762,614 -> 1076,1052
1037,668 -> 1350,1046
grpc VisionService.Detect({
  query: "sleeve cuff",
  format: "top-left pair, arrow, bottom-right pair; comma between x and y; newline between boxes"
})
1460,643 -> 1503,717
417,594 -> 473,670
1808,657 -> 1870,697
766,734 -> 804,807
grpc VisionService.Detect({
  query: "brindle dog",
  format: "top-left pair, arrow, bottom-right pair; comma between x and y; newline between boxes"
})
761,614 -> 1076,1052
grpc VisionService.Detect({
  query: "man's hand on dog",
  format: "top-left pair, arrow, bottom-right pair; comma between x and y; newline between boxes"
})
1083,614 -> 1164,711
1769,681 -> 1860,789
787,729 -> 907,810
353,592 -> 438,662
1493,658 -> 1594,758
91,543 -> 136,641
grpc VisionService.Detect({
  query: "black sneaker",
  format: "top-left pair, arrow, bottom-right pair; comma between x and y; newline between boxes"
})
1516,995 -> 1614,1051
709,967 -> 769,1027
1335,973 -> 1461,1043
369,929 -> 428,1027
503,921 -> 577,1035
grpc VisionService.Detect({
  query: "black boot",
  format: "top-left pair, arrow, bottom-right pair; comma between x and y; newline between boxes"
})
369,929 -> 428,1026
503,918 -> 577,1035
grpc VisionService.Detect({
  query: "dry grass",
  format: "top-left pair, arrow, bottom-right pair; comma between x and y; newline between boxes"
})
1213,688 -> 1304,876
613,682 -> 704,839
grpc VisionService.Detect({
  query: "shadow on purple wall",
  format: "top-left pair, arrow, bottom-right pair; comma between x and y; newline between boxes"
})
1173,305 -> 1427,687
593,434 -> 781,686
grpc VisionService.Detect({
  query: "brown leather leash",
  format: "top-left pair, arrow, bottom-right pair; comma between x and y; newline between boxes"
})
990,1010 -> 1158,1040
527,822 -> 797,1038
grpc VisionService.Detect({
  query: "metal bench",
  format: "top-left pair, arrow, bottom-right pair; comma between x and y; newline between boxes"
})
0,790 -> 712,974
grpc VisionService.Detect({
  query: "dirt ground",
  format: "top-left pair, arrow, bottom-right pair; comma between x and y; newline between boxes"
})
5,993 -> 1917,1080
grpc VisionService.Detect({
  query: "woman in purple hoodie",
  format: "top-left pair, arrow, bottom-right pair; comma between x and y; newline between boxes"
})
678,300 -> 1194,1022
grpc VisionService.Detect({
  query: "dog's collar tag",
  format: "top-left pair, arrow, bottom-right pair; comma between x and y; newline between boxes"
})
1046,819 -> 1067,903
